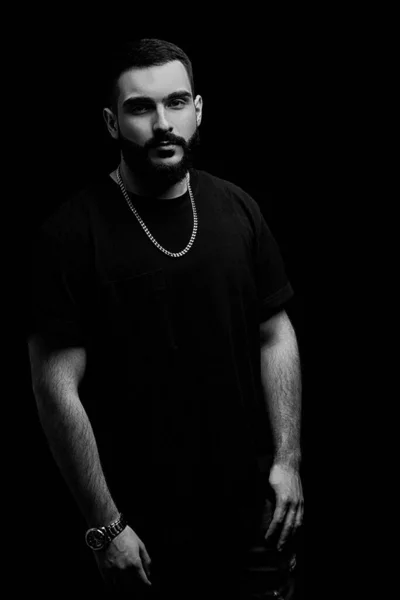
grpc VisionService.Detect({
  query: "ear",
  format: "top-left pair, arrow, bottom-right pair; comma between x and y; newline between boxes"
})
194,95 -> 203,127
103,108 -> 119,139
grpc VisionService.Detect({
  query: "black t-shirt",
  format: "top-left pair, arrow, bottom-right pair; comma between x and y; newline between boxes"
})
28,167 -> 293,521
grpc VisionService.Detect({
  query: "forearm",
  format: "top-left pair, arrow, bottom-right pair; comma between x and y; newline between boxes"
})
260,336 -> 302,469
35,388 -> 119,527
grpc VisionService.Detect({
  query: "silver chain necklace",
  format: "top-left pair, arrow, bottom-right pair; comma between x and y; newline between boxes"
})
116,166 -> 198,258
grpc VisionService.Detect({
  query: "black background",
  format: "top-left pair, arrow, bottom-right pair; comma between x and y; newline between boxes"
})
14,23 -> 366,598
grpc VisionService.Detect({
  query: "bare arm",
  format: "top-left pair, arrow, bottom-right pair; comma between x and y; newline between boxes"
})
259,310 -> 302,469
260,311 -> 304,550
28,334 -> 152,588
259,310 -> 304,549
28,334 -> 118,527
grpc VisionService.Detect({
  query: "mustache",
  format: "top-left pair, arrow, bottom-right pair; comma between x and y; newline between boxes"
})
146,134 -> 186,150
117,126 -> 200,154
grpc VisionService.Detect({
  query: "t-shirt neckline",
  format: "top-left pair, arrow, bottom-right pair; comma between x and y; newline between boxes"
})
107,170 -> 196,210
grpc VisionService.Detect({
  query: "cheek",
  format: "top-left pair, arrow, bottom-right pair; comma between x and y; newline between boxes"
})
120,119 -> 151,144
179,116 -> 197,139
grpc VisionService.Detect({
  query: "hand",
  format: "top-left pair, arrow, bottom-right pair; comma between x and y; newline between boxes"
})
265,463 -> 304,551
93,525 -> 152,592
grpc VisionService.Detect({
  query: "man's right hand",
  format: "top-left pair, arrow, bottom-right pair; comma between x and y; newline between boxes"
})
93,526 -> 152,591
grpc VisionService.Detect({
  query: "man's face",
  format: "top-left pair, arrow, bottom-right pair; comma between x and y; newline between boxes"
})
110,60 -> 202,191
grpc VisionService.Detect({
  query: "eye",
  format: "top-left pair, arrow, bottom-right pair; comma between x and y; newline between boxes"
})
169,99 -> 187,109
131,105 -> 149,114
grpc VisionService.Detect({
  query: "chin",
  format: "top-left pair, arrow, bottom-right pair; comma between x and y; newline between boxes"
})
123,145 -> 194,188
150,161 -> 190,187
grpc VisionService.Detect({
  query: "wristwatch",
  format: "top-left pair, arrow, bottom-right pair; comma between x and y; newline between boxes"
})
85,513 -> 127,551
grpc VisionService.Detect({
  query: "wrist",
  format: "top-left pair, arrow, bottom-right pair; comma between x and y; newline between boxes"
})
85,513 -> 127,551
274,450 -> 301,471
86,506 -> 120,529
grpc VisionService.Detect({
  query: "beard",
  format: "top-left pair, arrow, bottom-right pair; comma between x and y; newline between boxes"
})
116,125 -> 201,194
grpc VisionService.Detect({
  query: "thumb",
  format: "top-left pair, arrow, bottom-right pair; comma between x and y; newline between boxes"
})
273,495 -> 286,520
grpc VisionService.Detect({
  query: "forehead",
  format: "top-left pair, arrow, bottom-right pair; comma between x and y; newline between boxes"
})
118,60 -> 191,104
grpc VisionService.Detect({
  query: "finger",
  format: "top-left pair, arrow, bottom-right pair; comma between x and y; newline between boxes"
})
278,507 -> 297,550
135,560 -> 152,587
295,502 -> 304,528
265,502 -> 287,541
139,544 -> 152,579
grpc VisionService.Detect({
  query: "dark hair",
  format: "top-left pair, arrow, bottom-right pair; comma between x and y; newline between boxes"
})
105,38 -> 195,113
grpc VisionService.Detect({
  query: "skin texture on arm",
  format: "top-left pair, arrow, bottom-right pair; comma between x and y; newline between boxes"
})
259,310 -> 302,470
259,310 -> 304,550
28,335 -> 119,528
27,335 -> 152,589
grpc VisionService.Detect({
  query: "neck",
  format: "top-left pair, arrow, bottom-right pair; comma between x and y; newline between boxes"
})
117,159 -> 188,200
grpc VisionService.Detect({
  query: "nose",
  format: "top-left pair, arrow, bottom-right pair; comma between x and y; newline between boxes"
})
153,106 -> 172,133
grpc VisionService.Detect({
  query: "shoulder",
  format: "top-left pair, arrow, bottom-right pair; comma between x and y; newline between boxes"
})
194,168 -> 252,198
194,168 -> 265,227
37,173 -> 113,242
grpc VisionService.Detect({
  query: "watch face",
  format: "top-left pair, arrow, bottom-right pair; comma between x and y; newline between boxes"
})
85,528 -> 106,550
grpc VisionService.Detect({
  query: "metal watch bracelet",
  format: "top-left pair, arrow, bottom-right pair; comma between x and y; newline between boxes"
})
85,513 -> 127,550
104,513 -> 127,541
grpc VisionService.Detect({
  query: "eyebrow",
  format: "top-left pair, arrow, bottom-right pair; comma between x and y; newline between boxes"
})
122,90 -> 193,109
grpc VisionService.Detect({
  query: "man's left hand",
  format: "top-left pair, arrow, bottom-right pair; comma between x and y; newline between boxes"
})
265,463 -> 304,551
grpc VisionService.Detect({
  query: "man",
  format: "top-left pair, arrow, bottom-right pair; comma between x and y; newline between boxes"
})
28,39 -> 303,598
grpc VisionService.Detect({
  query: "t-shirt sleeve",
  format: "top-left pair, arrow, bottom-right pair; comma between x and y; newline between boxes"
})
253,205 -> 294,322
27,213 -> 92,348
